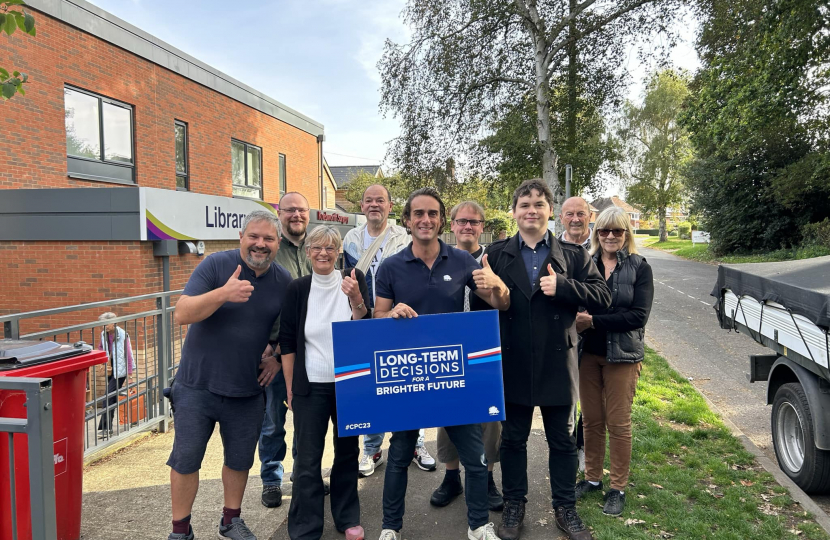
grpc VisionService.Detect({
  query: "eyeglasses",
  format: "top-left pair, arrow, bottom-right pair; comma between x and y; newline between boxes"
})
454,219 -> 483,226
309,246 -> 337,255
280,207 -> 309,215
597,228 -> 626,238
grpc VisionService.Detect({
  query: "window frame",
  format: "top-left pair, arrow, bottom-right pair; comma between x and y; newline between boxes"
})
231,139 -> 263,200
175,120 -> 189,191
279,153 -> 287,196
64,85 -> 135,185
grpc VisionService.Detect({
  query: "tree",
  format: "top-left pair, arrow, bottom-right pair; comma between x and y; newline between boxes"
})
681,0 -> 830,254
618,69 -> 691,242
378,0 -> 682,215
1,0 -> 37,100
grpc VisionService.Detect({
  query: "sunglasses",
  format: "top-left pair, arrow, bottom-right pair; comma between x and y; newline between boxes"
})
597,228 -> 626,238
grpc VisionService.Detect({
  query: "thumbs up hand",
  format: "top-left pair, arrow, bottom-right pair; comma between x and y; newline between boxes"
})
341,268 -> 362,305
472,254 -> 499,291
223,265 -> 254,303
540,263 -> 558,297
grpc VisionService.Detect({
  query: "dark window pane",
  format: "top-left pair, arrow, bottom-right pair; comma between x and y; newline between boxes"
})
175,123 -> 187,174
65,89 -> 100,159
279,154 -> 286,193
247,146 -> 261,187
232,141 -> 246,186
103,103 -> 133,163
176,176 -> 187,189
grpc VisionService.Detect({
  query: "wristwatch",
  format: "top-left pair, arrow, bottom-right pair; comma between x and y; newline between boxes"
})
353,301 -> 365,311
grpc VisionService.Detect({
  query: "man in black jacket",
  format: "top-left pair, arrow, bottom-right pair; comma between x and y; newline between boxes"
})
472,179 -> 611,540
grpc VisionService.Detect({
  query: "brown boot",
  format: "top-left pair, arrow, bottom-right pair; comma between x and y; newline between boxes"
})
554,506 -> 593,540
498,499 -> 525,540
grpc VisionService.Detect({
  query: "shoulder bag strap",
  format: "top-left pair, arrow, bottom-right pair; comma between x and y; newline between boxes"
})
355,228 -> 390,274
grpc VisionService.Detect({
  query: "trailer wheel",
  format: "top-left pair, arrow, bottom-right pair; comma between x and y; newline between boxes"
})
771,382 -> 830,493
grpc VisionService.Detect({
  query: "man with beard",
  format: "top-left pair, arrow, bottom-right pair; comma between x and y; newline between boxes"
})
259,192 -> 314,508
167,210 -> 290,540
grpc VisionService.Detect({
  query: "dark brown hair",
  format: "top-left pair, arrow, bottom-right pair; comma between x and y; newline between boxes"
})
512,178 -> 554,210
402,187 -> 447,233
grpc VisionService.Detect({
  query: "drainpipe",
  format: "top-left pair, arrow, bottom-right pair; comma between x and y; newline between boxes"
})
317,134 -> 325,209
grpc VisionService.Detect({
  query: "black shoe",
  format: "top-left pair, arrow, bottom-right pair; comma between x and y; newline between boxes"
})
554,506 -> 593,540
603,489 -> 625,516
324,481 -> 330,496
498,499 -> 525,540
488,474 -> 504,511
574,479 -> 603,499
429,473 -> 463,507
261,484 -> 282,508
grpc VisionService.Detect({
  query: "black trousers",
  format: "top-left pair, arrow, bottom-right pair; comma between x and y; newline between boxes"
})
288,383 -> 360,540
500,402 -> 577,509
98,375 -> 126,431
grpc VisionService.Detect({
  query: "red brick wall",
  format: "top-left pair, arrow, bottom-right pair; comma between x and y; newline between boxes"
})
0,11 -> 322,204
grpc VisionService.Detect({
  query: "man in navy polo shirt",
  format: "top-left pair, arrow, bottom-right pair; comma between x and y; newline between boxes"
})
373,187 -> 510,540
167,210 -> 291,540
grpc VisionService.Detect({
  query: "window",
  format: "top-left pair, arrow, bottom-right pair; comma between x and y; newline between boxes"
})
279,153 -> 287,196
232,140 -> 262,199
64,86 -> 134,184
175,121 -> 188,190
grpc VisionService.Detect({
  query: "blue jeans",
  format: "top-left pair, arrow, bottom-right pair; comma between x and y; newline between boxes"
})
382,425 -> 487,531
364,429 -> 425,454
259,372 -> 292,486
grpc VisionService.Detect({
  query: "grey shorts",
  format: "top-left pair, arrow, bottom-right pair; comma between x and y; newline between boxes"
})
166,383 -> 265,475
437,421 -> 501,464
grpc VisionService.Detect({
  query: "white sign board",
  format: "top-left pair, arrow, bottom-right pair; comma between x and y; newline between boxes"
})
692,231 -> 711,244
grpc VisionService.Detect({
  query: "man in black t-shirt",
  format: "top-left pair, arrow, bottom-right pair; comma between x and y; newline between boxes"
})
166,210 -> 291,540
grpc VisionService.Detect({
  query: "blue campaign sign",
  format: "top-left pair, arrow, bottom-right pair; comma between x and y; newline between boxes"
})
332,310 -> 505,437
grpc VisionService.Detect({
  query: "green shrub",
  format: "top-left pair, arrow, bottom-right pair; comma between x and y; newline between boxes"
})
668,230 -> 678,237
678,221 -> 692,237
802,218 -> 830,249
636,228 -> 660,236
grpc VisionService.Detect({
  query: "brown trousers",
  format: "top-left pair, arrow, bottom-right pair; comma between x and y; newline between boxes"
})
579,352 -> 642,491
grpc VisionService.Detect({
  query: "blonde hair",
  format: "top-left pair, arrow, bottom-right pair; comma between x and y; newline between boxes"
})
305,225 -> 343,253
589,207 -> 638,256
450,200 -> 485,221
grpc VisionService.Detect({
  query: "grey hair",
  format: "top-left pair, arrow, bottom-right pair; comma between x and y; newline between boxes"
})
305,225 -> 343,253
98,312 -> 117,322
241,210 -> 282,237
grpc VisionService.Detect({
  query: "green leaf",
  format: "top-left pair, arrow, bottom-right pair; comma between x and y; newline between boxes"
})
4,12 -> 17,35
16,83 -> 25,96
1,81 -> 17,100
12,71 -> 19,77
29,25 -> 35,37
0,14 -> 6,35
4,0 -> 29,5
0,67 -> 8,81
23,12 -> 34,34
19,72 -> 27,83
14,11 -> 26,32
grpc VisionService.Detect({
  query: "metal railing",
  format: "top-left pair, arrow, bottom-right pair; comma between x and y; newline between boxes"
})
0,290 -> 185,457
0,377 -> 57,540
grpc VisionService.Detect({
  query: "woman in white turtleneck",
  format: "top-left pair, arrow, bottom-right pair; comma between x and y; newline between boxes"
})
280,225 -> 371,540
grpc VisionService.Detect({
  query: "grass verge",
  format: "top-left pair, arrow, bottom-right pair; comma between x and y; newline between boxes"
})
575,348 -> 828,540
640,237 -> 830,264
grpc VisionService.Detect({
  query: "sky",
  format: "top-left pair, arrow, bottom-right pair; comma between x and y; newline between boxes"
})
88,0 -> 701,194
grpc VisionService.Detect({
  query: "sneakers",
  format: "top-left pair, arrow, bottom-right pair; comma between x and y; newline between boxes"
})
577,448 -> 586,473
218,516 -> 256,540
554,506 -> 593,540
468,522 -> 499,540
412,446 -> 437,471
359,451 -> 384,477
378,529 -> 398,540
603,489 -> 625,516
167,527 -> 194,540
430,472 -> 463,507
345,525 -> 365,540
498,499 -> 525,540
261,484 -> 282,508
574,479 -> 602,499
488,474 -> 504,511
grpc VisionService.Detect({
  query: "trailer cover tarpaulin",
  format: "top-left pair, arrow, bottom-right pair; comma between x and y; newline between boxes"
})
712,255 -> 830,330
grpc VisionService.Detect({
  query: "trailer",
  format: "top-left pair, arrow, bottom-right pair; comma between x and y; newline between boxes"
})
713,255 -> 830,493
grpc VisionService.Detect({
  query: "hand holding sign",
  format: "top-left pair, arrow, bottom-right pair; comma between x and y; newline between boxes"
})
341,269 -> 362,304
223,265 -> 255,303
390,303 -> 418,319
540,264 -> 557,297
472,254 -> 501,291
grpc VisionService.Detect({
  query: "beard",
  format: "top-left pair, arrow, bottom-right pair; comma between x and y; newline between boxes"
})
287,220 -> 307,237
246,247 -> 272,269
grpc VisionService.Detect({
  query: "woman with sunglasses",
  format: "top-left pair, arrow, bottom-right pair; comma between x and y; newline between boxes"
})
280,225 -> 371,540
572,207 -> 654,516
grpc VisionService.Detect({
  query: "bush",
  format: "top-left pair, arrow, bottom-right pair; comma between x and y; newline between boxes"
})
636,229 -> 660,236
802,218 -> 830,249
668,230 -> 678,237
678,221 -> 692,237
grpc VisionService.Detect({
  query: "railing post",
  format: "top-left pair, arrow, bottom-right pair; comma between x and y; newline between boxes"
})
26,378 -> 57,540
4,319 -> 20,339
157,295 -> 171,432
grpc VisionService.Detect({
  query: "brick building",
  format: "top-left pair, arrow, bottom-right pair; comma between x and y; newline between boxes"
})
0,0 -> 363,330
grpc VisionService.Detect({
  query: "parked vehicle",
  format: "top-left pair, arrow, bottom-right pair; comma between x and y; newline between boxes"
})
714,256 -> 830,493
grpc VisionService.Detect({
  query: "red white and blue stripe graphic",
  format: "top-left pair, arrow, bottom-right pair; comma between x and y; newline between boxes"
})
467,347 -> 502,365
334,363 -> 371,381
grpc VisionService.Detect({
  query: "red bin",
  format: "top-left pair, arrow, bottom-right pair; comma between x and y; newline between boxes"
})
0,340 -> 107,540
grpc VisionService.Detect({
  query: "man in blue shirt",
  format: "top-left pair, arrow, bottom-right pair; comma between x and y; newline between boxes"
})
167,210 -> 291,540
373,187 -> 510,540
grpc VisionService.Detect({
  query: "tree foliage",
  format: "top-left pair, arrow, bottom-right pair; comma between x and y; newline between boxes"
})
1,0 -> 36,101
618,69 -> 691,241
378,0 -> 682,213
681,0 -> 830,254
